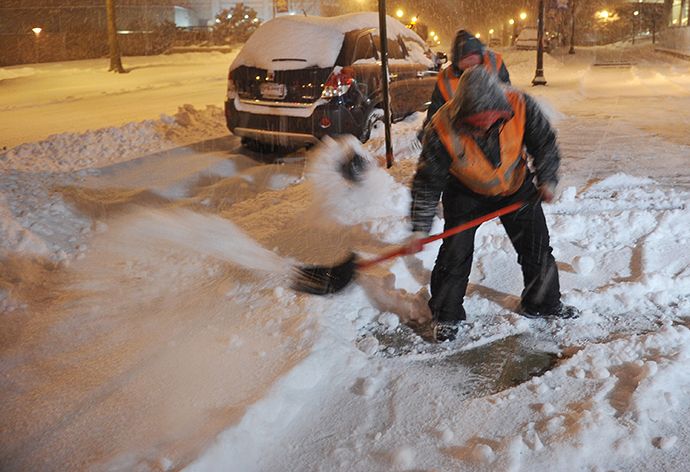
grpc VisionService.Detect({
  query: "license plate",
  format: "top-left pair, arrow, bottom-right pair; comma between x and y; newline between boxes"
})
260,83 -> 287,99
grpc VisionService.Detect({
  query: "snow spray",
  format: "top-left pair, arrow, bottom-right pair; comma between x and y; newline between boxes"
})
122,209 -> 292,275
305,135 -> 408,226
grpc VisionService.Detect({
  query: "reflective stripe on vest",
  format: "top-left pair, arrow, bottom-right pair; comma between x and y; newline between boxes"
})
432,90 -> 527,196
437,67 -> 457,103
437,51 -> 504,102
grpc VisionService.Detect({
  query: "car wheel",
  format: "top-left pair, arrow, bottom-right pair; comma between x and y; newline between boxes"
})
360,108 -> 385,143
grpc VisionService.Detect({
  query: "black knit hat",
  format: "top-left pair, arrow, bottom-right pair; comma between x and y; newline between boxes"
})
451,30 -> 485,67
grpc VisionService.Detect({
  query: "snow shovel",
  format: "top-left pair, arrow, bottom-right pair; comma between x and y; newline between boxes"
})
293,199 -> 528,295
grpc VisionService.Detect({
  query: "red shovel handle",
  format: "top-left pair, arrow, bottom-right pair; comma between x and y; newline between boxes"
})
355,200 -> 527,270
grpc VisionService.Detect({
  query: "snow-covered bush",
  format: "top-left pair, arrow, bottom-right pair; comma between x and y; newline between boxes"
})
212,4 -> 261,45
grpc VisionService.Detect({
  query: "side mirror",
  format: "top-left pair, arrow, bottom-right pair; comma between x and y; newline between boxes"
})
434,52 -> 448,69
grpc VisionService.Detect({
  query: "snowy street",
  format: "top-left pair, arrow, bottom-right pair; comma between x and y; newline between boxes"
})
1,42 -> 690,472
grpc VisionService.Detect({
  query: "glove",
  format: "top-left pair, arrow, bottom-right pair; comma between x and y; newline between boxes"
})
404,231 -> 429,255
538,182 -> 557,203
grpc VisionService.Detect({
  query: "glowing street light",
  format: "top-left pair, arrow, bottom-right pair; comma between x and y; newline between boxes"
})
396,10 -> 403,18
475,33 -> 481,38
520,12 -> 527,20
32,27 -> 42,63
599,10 -> 609,19
509,18 -> 515,24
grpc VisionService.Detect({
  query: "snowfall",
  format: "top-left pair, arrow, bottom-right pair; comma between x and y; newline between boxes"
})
1,34 -> 690,472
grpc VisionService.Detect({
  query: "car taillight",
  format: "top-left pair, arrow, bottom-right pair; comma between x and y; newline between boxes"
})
227,69 -> 237,99
321,67 -> 355,98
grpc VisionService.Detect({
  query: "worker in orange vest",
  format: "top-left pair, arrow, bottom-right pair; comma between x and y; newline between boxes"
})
418,30 -> 510,142
409,66 -> 578,343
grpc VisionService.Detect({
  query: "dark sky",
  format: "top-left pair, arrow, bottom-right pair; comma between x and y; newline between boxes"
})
387,0 -> 540,46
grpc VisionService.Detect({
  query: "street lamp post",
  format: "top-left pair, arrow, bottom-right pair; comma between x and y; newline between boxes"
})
597,11 -> 609,46
32,27 -> 42,63
532,0 -> 547,85
569,0 -> 576,54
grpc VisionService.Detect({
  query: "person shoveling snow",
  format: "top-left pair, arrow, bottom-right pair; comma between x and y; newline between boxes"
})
409,66 -> 579,343
292,81 -> 578,345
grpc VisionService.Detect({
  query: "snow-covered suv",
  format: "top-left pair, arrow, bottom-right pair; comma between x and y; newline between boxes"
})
224,12 -> 445,152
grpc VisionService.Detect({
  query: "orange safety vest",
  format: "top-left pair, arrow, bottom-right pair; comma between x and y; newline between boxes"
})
432,90 -> 527,197
437,51 -> 504,102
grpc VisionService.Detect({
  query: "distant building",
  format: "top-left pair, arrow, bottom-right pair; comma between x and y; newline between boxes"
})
0,0 -> 344,35
0,0 -> 194,34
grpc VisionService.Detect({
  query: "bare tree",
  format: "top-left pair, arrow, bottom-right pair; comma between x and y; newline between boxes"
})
106,0 -> 125,73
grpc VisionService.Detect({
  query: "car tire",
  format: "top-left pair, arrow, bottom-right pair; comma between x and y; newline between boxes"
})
360,108 -> 385,143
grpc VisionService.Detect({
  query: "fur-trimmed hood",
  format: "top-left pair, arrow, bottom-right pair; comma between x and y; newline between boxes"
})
448,66 -> 513,122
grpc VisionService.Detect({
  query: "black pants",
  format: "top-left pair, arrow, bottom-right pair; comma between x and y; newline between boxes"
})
429,179 -> 561,323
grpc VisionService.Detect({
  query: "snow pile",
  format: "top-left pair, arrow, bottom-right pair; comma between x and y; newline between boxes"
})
159,104 -> 229,143
0,67 -> 36,80
0,192 -> 48,257
0,105 -> 226,173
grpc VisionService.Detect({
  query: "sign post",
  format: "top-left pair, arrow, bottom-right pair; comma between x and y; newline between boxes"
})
378,0 -> 394,168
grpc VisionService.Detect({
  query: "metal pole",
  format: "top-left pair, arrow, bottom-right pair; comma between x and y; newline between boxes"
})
632,16 -> 636,44
378,0 -> 394,168
532,0 -> 547,86
569,0 -> 575,54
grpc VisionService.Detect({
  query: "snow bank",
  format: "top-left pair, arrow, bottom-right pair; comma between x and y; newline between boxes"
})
0,105 -> 227,173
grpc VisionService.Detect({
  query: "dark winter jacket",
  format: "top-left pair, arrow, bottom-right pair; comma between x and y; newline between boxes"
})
410,67 -> 561,234
418,30 -> 511,142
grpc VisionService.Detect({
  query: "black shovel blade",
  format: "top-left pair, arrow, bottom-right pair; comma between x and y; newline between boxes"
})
340,152 -> 368,183
292,254 -> 357,295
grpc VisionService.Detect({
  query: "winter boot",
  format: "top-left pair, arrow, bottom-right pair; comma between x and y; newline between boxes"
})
433,322 -> 460,343
520,301 -> 579,320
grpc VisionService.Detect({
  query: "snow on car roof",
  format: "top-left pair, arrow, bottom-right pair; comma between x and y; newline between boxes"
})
231,12 -> 428,71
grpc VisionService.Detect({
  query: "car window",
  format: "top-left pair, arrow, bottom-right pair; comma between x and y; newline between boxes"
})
401,37 -> 435,67
373,35 -> 405,60
354,34 -> 378,62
